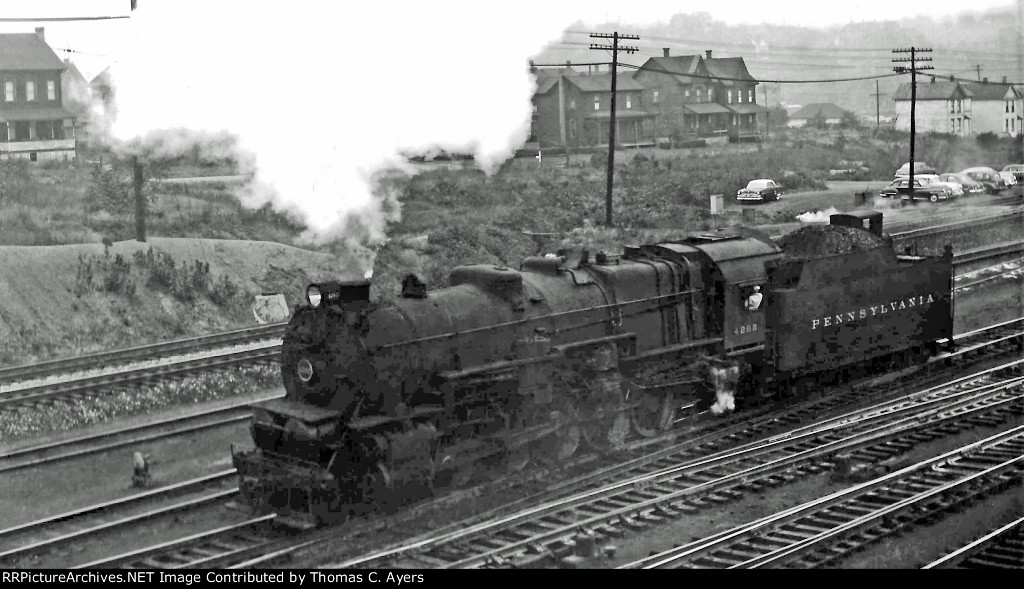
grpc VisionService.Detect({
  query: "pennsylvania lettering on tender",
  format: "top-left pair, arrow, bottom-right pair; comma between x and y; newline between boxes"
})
810,293 -> 936,330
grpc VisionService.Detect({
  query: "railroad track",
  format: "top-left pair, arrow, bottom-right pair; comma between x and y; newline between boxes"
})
922,514 -> 1024,569
0,323 -> 285,386
0,471 -> 239,567
327,363 -> 1024,569
0,346 -> 280,412
0,394 -> 280,473
623,425 -> 1024,569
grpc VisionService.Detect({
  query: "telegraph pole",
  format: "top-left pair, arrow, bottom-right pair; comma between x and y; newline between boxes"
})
893,47 -> 932,200
590,31 -> 638,228
870,81 -> 886,128
975,64 -> 982,81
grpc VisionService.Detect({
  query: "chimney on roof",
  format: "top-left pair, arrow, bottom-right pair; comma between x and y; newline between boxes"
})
663,48 -> 670,57
949,75 -> 954,81
705,50 -> 713,59
983,77 -> 988,83
930,77 -> 936,83
1003,76 -> 1008,83
35,27 -> 44,42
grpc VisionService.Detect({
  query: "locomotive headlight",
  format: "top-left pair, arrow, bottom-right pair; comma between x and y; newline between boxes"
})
296,358 -> 314,383
306,284 -> 322,307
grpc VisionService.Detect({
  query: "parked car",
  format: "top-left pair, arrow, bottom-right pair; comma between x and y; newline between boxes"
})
959,167 -> 1008,194
1000,164 -> 1024,185
737,178 -> 782,203
879,176 -> 956,202
939,172 -> 985,195
895,162 -> 937,177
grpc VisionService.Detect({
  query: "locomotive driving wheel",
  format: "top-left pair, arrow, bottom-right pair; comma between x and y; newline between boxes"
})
629,389 -> 675,438
579,374 -> 630,451
530,398 -> 580,463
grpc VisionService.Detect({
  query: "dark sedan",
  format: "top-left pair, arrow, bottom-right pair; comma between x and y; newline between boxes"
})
878,177 -> 954,202
939,172 -> 985,196
737,178 -> 783,203
959,167 -> 1007,194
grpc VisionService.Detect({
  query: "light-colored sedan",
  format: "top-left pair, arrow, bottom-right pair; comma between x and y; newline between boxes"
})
939,172 -> 984,195
736,178 -> 783,203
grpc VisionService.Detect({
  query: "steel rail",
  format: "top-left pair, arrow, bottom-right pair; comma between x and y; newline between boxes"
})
922,514 -> 1024,569
627,423 -> 1024,568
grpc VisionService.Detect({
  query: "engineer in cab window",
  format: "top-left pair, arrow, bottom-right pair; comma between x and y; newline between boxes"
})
745,285 -> 763,311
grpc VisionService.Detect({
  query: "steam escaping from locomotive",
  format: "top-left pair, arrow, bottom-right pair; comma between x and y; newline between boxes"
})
97,1 -> 595,275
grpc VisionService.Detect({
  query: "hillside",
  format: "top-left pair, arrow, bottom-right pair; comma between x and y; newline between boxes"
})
0,238 -> 346,365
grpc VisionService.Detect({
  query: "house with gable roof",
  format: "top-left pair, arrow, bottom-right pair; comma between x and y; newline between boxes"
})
632,49 -> 767,144
961,79 -> 1016,136
893,78 -> 971,136
530,65 -> 655,150
786,103 -> 849,128
0,27 -> 77,161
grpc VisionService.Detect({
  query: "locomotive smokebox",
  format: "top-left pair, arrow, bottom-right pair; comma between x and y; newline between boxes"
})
309,279 -> 371,316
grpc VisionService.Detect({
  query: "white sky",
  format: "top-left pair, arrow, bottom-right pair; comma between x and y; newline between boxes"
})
2,0 -> 1019,264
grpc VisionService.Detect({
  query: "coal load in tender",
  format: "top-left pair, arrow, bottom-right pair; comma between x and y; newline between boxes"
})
776,224 -> 884,258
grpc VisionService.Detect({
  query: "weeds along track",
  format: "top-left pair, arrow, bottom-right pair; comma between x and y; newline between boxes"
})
0,470 -> 239,567
0,342 -> 281,412
58,320 -> 1024,569
0,394 -> 279,473
330,362 -> 1024,569
0,323 -> 284,386
623,425 -> 1024,569
923,514 -> 1024,569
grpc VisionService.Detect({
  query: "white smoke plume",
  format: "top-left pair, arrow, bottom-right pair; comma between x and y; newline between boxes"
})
100,1 -> 607,275
795,207 -> 841,223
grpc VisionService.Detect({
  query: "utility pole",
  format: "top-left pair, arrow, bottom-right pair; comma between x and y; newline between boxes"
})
590,31 -> 638,228
133,156 -> 146,242
893,47 -> 932,202
870,81 -> 886,128
975,64 -> 982,81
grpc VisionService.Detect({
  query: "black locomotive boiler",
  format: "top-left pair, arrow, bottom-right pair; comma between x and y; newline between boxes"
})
231,210 -> 954,526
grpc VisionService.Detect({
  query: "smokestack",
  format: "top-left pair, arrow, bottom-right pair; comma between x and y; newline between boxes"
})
663,48 -> 670,57
705,50 -> 713,59
34,27 -> 44,43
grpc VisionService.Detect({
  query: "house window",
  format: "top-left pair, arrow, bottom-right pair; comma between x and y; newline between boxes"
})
957,118 -> 962,132
26,81 -> 35,101
738,91 -> 743,104
28,122 -> 37,140
569,119 -> 576,139
47,80 -> 55,101
625,94 -> 632,109
950,100 -> 955,114
951,119 -> 955,133
732,114 -> 738,125
1008,101 -> 1012,113
707,88 -> 713,101
749,89 -> 754,103
3,81 -> 12,102
749,114 -> 755,124
956,100 -> 962,113
727,90 -> 732,104
653,89 -> 659,103
594,96 -> 600,110
569,98 -> 576,110
684,89 -> 690,98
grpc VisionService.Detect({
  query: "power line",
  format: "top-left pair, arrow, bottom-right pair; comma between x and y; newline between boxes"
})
0,16 -> 129,22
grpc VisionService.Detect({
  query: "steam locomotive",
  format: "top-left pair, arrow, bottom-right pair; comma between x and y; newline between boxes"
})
231,210 -> 954,527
